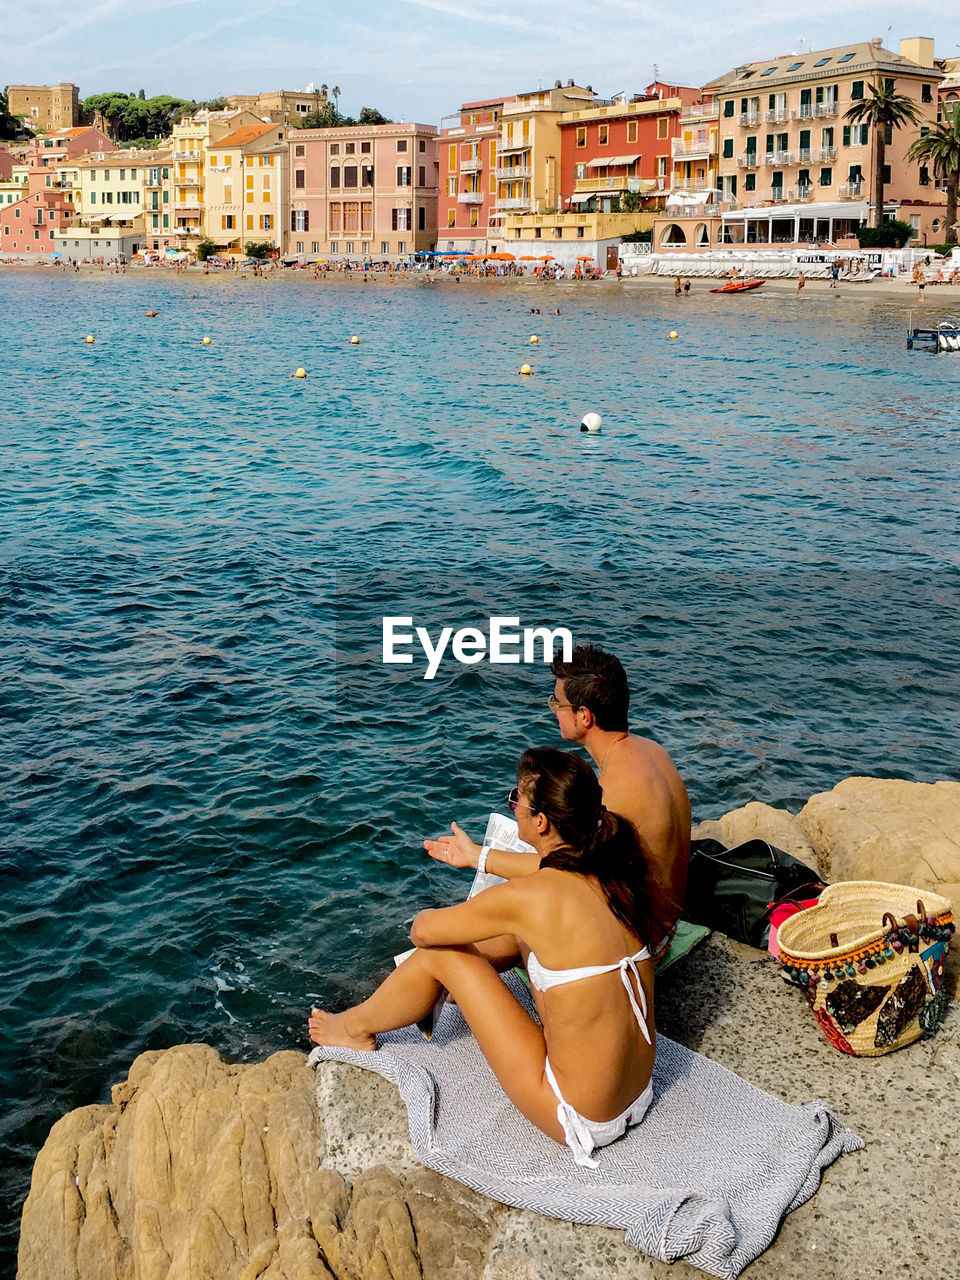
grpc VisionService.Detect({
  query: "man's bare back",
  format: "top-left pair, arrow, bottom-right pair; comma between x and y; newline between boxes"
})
598,733 -> 690,924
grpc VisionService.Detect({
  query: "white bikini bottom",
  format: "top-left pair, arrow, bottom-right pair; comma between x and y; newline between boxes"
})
544,1057 -> 653,1169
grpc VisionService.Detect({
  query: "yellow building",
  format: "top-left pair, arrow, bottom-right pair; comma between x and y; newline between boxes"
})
501,207 -> 654,269
204,122 -> 287,253
168,109 -> 264,246
496,80 -> 596,221
225,88 -> 328,126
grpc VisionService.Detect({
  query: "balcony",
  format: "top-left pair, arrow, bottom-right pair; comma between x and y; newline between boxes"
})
738,112 -> 760,128
737,154 -> 760,168
768,187 -> 793,204
457,192 -> 484,204
838,182 -> 862,199
495,165 -> 531,179
813,102 -> 838,118
459,157 -> 482,172
763,109 -> 790,124
173,203 -> 202,214
798,148 -> 812,163
796,184 -> 814,202
173,150 -> 201,160
574,175 -> 631,194
680,103 -> 719,121
815,146 -> 837,162
763,151 -> 794,166
495,197 -> 532,210
671,138 -> 714,158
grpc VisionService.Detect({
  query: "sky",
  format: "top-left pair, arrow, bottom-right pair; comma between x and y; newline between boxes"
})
3,0 -> 957,125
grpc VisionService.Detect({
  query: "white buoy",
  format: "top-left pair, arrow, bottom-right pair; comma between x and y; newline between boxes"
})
580,411 -> 602,434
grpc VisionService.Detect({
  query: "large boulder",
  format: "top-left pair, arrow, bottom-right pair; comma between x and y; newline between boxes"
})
797,777 -> 960,906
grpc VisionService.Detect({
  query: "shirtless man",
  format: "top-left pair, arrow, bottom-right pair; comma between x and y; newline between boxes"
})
427,644 -> 690,928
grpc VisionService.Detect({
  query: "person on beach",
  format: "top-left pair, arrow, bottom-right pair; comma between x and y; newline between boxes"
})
796,271 -> 805,297
310,747 -> 665,1168
428,644 -> 690,930
917,269 -> 926,299
674,276 -> 682,296
830,262 -> 840,288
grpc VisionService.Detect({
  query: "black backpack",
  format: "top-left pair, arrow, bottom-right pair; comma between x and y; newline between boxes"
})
684,838 -> 825,949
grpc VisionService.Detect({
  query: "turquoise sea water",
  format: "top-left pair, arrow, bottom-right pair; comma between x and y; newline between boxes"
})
1,269 -> 958,1266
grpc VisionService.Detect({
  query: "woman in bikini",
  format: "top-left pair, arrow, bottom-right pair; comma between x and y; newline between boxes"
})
308,747 -> 667,1168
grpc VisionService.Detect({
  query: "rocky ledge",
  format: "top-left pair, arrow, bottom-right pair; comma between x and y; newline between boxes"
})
17,777 -> 960,1280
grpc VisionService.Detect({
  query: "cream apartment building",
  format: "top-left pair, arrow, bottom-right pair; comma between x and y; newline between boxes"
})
204,122 -> 287,253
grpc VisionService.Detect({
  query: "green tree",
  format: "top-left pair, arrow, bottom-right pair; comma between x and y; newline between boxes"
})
358,107 -> 390,125
0,90 -> 26,140
245,241 -> 274,259
907,104 -> 960,246
196,238 -> 217,261
619,191 -> 643,212
844,79 -> 921,227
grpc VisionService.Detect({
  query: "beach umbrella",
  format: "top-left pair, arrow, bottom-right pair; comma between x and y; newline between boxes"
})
487,252 -> 516,261
576,255 -> 594,261
518,255 -> 539,260
538,255 -> 555,261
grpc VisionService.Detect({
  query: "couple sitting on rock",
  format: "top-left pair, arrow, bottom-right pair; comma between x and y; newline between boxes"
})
309,645 -> 691,1168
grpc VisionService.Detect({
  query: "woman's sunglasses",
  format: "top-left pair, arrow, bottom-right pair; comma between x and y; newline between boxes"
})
508,786 -> 539,814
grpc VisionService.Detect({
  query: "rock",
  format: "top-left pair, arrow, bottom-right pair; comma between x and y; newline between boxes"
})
797,777 -> 960,907
692,801 -> 820,868
17,1046 -> 495,1280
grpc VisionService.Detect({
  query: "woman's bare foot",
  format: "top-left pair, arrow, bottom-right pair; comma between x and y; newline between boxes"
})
308,1007 -> 376,1051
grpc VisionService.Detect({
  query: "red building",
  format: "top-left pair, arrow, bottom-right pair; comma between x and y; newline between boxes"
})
437,97 -> 510,253
557,82 -> 701,213
0,190 -> 70,255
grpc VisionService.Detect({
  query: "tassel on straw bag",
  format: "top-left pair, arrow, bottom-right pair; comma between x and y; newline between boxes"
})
777,881 -> 954,1057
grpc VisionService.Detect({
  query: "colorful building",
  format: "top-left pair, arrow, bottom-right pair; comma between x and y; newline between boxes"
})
0,190 -> 72,255
438,97 -> 508,254
655,37 -> 944,254
204,122 -> 287,254
167,109 -> 264,247
288,122 -> 438,258
225,88 -> 329,127
495,80 -> 597,218
53,147 -> 171,260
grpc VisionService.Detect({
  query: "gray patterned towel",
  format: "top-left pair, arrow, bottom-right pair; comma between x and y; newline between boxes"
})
308,974 -> 861,1279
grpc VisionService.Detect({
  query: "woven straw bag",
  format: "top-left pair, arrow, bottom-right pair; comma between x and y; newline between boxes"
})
777,881 -> 954,1057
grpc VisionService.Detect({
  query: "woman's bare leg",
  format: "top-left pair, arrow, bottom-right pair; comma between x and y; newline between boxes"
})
309,945 -> 564,1141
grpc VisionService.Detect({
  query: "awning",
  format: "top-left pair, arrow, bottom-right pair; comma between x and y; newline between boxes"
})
721,201 -> 868,222
569,193 -> 596,203
586,153 -> 641,169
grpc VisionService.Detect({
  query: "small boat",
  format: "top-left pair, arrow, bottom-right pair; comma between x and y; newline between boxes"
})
709,277 -> 765,294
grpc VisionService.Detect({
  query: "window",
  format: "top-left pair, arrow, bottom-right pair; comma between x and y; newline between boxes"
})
362,165 -> 374,187
745,173 -> 757,192
295,169 -> 305,188
598,124 -> 609,145
381,241 -> 389,253
446,177 -> 456,196
292,209 -> 309,231
418,165 -> 425,186
576,127 -> 587,147
330,241 -> 338,252
396,139 -> 407,151
419,139 -> 426,152
345,142 -> 355,154
397,240 -> 406,252
723,100 -> 734,117
418,206 -> 425,229
882,164 -> 891,183
330,165 -> 340,187
330,204 -> 342,231
246,214 -> 254,229
884,79 -> 895,93
330,143 -> 340,154
295,144 -> 304,157
657,117 -> 668,139
397,166 -> 411,185
103,169 -> 110,179
761,67 -> 776,76
90,192 -> 96,204
222,214 -> 235,229
312,242 -> 319,252
837,52 -> 855,63
722,138 -> 733,158
820,167 -> 832,185
344,202 -> 358,231
657,156 -> 667,177
787,62 -> 803,71
361,141 -> 371,153
447,208 -> 456,226
813,57 -> 831,67
344,165 -> 357,187
922,84 -> 932,103
851,81 -> 864,100
391,207 -> 411,230
469,207 -> 478,227
919,165 -> 930,186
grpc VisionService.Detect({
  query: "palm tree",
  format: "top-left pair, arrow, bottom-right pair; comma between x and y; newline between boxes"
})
907,103 -> 960,245
331,85 -> 341,114
844,79 -> 921,227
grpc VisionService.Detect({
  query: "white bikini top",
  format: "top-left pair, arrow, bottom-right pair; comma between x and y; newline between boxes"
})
525,945 -> 652,1044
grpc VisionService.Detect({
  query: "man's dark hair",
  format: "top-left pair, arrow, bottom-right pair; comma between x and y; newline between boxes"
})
550,644 -> 629,731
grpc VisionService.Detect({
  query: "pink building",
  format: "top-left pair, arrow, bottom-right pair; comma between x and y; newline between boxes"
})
0,149 -> 12,181
438,97 -> 508,253
0,190 -> 70,255
288,122 -> 438,258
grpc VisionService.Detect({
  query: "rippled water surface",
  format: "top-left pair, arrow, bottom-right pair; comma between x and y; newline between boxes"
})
1,269 -> 958,1265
